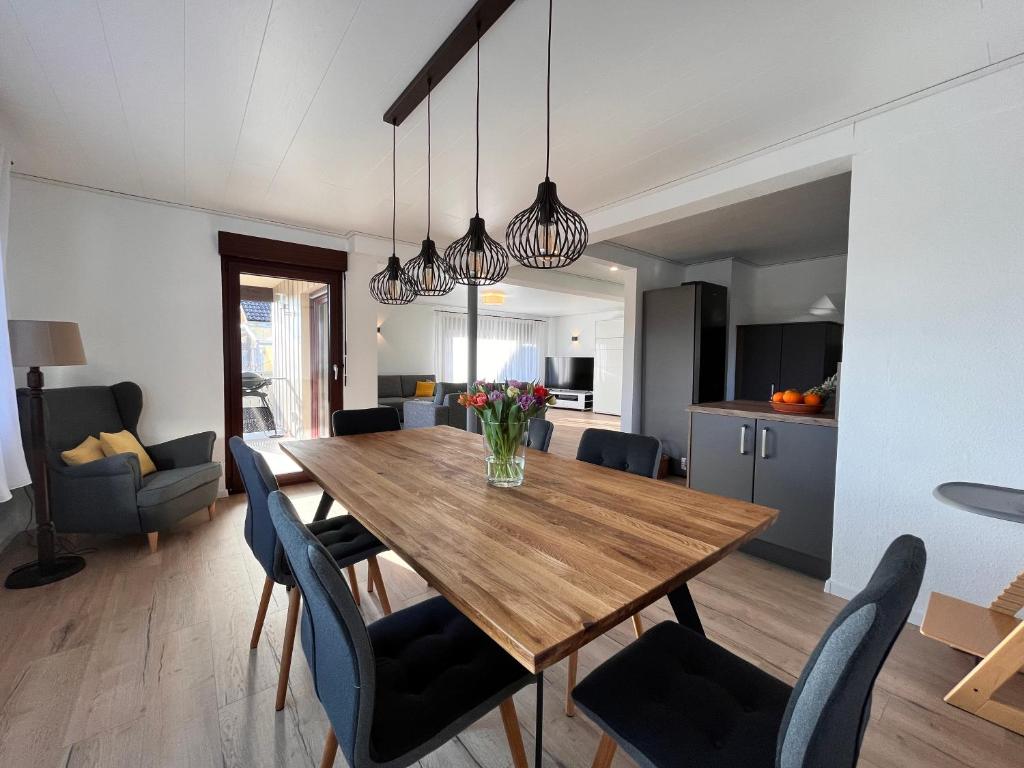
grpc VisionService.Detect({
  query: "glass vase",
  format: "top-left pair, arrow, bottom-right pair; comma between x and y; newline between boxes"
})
480,414 -> 528,487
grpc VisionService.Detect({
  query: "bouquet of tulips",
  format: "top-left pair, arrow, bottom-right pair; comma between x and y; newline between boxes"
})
458,380 -> 556,486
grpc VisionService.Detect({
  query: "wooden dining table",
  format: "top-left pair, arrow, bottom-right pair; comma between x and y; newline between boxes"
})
283,425 -> 777,766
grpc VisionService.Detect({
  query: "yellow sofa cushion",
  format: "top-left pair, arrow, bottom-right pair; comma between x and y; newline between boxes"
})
61,436 -> 106,466
414,380 -> 436,398
99,430 -> 157,476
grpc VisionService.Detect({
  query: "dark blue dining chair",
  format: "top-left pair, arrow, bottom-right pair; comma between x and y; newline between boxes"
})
563,427 -> 663,715
574,535 -> 927,768
268,490 -> 534,768
312,407 -> 402,522
228,436 -> 392,712
527,418 -> 554,452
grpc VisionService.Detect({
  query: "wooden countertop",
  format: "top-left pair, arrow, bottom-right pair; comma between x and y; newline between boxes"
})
688,400 -> 838,427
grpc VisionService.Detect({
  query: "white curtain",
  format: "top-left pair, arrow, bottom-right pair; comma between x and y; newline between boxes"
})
434,310 -> 547,383
0,147 -> 31,501
271,279 -> 305,439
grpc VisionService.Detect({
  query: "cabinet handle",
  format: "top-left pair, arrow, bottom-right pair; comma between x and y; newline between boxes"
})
761,427 -> 769,459
739,424 -> 748,455
769,383 -> 775,398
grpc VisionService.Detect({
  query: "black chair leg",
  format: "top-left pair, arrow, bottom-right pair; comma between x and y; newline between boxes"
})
313,491 -> 334,522
668,583 -> 705,636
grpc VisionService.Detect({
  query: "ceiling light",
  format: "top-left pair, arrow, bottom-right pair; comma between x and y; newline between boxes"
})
506,0 -> 588,269
609,266 -> 619,271
405,84 -> 455,297
481,290 -> 506,305
442,23 -> 509,286
369,123 -> 416,305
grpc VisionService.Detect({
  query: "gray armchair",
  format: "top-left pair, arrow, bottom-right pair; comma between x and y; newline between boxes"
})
404,388 -> 469,430
18,381 -> 221,552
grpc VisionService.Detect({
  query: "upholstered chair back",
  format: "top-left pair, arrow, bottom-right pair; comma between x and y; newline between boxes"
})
576,428 -> 662,478
21,381 -> 143,463
332,407 -> 401,437
527,418 -> 554,452
269,490 -> 375,768
228,436 -> 281,578
775,534 -> 926,768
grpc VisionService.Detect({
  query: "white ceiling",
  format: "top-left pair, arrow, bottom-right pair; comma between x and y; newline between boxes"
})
1,1 -> 1020,248
613,172 -> 851,266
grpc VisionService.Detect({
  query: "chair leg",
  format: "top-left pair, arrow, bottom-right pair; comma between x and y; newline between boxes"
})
632,614 -> 644,638
498,697 -> 529,768
565,651 -> 579,716
346,565 -> 361,606
592,733 -> 618,768
319,726 -> 338,768
251,576 -> 274,649
146,532 -> 159,553
276,587 -> 301,711
367,570 -> 374,593
367,556 -> 392,615
207,501 -> 216,521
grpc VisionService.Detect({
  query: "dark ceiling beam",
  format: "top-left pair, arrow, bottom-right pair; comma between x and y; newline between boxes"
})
383,0 -> 517,126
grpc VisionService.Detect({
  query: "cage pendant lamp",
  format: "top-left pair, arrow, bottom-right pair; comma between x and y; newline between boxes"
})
406,87 -> 455,296
442,23 -> 509,287
506,0 -> 587,269
369,123 -> 416,305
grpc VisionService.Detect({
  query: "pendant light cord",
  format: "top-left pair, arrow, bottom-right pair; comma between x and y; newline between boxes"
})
475,22 -> 481,216
392,121 -> 397,253
545,0 -> 552,180
427,84 -> 432,238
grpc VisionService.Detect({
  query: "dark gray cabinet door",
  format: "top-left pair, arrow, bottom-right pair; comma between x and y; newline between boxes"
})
642,285 -> 695,462
736,324 -> 782,400
752,420 -> 837,561
688,412 -> 755,501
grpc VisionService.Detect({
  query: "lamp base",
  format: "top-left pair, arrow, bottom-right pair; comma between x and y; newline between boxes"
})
4,555 -> 86,589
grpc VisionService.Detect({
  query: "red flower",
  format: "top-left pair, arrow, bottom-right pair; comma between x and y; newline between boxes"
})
533,385 -> 548,400
472,393 -> 488,407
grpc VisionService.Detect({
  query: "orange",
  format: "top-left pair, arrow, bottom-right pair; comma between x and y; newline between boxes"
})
782,389 -> 804,404
804,393 -> 823,406
771,391 -> 785,403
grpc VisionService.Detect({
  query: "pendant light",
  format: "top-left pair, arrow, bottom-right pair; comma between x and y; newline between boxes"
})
506,0 -> 587,268
442,22 -> 509,286
369,123 -> 416,305
405,84 -> 456,296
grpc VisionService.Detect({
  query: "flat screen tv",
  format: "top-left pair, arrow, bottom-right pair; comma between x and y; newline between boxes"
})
545,356 -> 594,390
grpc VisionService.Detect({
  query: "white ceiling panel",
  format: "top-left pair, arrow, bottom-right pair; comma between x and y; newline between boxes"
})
1,0 -> 1019,244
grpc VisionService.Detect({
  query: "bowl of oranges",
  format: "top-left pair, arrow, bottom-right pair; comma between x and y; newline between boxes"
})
770,389 -> 827,414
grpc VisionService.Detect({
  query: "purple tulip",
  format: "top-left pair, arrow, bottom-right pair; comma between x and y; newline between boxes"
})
507,379 -> 522,390
517,394 -> 534,410
488,390 -> 504,402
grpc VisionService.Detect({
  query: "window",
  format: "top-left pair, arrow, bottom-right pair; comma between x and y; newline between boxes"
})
435,311 -> 546,383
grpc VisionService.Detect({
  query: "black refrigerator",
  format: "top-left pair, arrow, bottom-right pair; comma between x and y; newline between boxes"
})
641,281 -> 728,474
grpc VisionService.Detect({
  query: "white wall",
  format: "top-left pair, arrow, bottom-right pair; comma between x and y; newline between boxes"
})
4,178 -> 382,488
547,309 -> 624,357
376,302 -> 436,376
831,65 -> 1024,619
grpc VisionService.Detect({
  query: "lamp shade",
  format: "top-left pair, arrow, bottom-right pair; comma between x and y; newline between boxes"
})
8,320 -> 86,367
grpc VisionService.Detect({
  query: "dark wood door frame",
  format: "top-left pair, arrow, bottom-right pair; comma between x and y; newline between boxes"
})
220,232 -> 347,493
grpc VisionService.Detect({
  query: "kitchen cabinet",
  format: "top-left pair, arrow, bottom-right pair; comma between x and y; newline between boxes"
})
687,402 -> 837,578
641,282 -> 728,473
736,322 -> 842,401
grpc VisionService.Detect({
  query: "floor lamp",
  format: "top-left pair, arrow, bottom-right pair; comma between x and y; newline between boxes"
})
4,320 -> 87,589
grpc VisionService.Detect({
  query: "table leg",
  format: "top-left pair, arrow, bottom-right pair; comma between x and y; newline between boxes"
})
534,671 -> 544,767
668,583 -> 705,636
313,491 -> 333,522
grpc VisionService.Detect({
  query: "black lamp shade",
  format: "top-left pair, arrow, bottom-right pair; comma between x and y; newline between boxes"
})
443,216 -> 509,286
406,238 -> 456,296
506,179 -> 588,269
369,255 -> 416,305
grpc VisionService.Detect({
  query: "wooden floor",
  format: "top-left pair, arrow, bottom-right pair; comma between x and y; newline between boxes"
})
0,411 -> 1021,767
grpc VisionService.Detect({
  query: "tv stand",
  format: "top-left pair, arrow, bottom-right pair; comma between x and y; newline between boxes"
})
549,389 -> 593,411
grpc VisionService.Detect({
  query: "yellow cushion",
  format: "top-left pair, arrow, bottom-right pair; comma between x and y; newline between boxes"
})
99,430 -> 157,476
414,380 -> 436,398
61,436 -> 106,466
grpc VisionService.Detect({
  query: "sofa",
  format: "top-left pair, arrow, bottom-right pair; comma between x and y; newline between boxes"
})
404,389 -> 470,430
18,381 -> 221,551
377,374 -> 436,420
